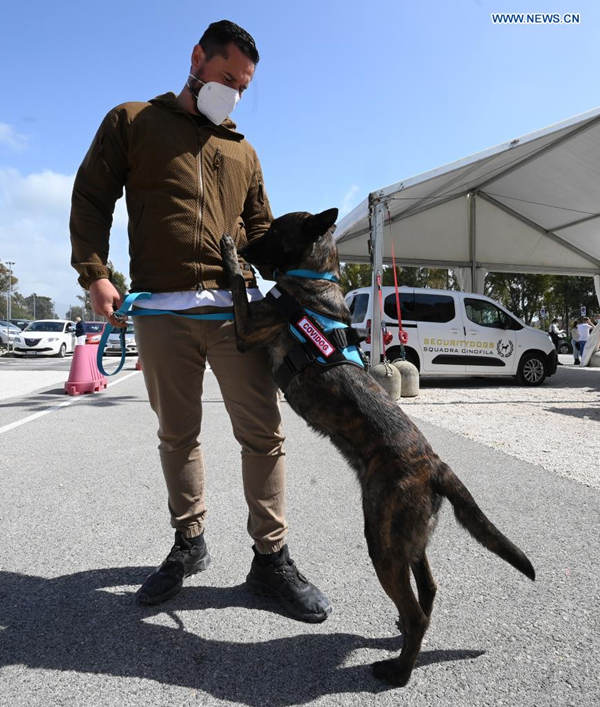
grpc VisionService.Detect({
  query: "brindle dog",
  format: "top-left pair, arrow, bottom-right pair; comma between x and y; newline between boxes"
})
220,208 -> 535,688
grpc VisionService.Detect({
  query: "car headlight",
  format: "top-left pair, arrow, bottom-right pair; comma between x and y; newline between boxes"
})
47,337 -> 58,342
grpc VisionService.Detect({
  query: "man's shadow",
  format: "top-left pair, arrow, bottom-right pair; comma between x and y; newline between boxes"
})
0,567 -> 484,704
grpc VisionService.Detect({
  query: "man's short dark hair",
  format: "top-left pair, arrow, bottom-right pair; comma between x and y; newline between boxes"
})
199,20 -> 259,64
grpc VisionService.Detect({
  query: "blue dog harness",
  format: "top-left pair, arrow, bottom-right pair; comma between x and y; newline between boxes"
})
265,276 -> 366,391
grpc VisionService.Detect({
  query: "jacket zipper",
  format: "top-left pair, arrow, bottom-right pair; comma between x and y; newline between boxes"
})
195,138 -> 204,292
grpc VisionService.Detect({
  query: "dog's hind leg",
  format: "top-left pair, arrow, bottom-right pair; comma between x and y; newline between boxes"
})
371,560 -> 429,687
411,553 -> 437,617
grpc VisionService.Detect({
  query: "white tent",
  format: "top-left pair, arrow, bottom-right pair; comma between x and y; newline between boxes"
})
335,107 -> 600,362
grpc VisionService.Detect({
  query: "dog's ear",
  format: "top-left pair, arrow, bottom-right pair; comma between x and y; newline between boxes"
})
302,208 -> 339,240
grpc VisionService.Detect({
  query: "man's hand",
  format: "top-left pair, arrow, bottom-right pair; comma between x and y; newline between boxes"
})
89,278 -> 127,328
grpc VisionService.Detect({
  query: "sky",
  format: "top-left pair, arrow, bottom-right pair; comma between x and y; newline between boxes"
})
1,0 -> 599,316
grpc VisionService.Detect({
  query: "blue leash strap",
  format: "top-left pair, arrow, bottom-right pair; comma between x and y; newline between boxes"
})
96,291 -> 234,377
274,269 -> 340,282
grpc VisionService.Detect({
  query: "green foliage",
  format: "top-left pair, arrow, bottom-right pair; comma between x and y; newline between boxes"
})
108,260 -> 129,294
1,261 -> 57,319
65,305 -> 84,320
544,275 -> 598,327
339,263 -> 455,294
485,273 -> 598,327
339,262 -> 598,328
485,273 -> 552,325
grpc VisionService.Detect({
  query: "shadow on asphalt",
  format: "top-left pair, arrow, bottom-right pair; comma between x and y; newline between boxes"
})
543,406 -> 600,421
0,567 -> 484,702
0,393 -> 142,410
419,365 -> 599,391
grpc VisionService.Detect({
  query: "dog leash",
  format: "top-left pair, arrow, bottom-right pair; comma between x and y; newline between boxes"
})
274,269 -> 340,282
96,291 -> 233,376
98,271 -> 341,376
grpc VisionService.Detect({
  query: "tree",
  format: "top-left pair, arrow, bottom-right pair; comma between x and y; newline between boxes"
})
0,262 -> 18,319
10,293 -> 31,319
545,275 -> 598,327
485,273 -> 552,325
66,305 -> 84,320
339,264 -> 372,292
108,260 -> 129,294
339,263 -> 454,294
26,296 -> 55,319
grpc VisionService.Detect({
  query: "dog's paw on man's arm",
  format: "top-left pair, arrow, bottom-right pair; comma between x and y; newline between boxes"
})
220,233 -> 241,282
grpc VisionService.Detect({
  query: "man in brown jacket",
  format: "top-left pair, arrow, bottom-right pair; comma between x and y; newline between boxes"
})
70,20 -> 331,623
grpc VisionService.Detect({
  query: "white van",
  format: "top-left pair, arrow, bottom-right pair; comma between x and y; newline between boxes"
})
345,287 -> 558,386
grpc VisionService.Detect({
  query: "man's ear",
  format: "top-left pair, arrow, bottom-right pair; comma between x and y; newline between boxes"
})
303,208 -> 339,240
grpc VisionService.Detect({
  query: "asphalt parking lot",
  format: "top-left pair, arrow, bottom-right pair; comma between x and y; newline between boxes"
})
0,355 -> 598,706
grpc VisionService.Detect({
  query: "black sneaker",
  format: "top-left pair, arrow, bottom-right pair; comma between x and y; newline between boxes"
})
246,545 -> 332,623
136,531 -> 211,606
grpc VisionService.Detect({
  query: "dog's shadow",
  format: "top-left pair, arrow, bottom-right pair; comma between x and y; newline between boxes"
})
0,567 -> 484,703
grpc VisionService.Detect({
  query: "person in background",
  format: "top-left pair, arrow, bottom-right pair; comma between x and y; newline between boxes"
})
548,318 -> 565,351
74,317 -> 86,346
576,317 -> 593,359
570,320 -> 581,365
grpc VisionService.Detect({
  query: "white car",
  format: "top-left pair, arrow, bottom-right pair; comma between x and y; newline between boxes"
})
0,320 -> 22,346
105,322 -> 137,355
13,319 -> 76,357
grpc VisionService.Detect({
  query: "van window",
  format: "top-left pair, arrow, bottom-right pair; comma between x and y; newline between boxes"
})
349,293 -> 369,324
464,298 -> 522,330
384,293 -> 414,320
386,292 -> 455,323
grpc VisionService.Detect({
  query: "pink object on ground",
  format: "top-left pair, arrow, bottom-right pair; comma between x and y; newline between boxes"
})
64,344 -> 107,395
135,358 -> 142,370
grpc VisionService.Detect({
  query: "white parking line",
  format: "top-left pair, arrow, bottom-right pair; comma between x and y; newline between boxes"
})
0,371 -> 140,435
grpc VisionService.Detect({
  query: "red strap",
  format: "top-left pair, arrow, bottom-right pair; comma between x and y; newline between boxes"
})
391,243 -> 408,345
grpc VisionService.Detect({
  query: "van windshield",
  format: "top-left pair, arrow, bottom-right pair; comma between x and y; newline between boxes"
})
349,294 -> 369,324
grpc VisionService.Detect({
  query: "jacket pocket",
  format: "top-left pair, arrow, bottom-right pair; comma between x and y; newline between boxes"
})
215,150 -> 247,211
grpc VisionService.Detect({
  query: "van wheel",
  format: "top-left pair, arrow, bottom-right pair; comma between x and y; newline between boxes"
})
57,343 -> 66,358
403,348 -> 420,371
517,352 -> 546,386
385,346 -> 420,371
385,346 -> 405,363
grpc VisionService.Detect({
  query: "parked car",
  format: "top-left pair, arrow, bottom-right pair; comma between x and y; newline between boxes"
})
105,322 -> 137,355
0,320 -> 22,346
345,286 -> 558,386
9,318 -> 32,330
13,319 -> 76,357
83,321 -> 107,344
554,333 -> 573,355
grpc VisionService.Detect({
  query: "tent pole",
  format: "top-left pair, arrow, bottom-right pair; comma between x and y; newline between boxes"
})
468,192 -> 477,292
369,191 -> 385,364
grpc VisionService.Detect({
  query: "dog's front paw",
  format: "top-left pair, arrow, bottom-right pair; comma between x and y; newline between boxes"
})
220,234 -> 238,269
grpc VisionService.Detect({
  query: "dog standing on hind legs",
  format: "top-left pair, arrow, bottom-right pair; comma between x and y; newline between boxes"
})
220,208 -> 535,687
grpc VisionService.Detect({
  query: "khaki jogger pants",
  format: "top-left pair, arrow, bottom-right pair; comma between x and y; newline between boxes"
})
134,313 -> 287,554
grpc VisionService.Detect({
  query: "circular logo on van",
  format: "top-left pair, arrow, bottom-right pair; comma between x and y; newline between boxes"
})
496,339 -> 514,358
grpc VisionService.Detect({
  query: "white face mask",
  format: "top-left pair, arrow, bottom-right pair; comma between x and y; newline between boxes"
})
188,74 -> 240,124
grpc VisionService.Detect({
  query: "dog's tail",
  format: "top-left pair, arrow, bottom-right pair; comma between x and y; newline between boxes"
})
433,462 -> 535,580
